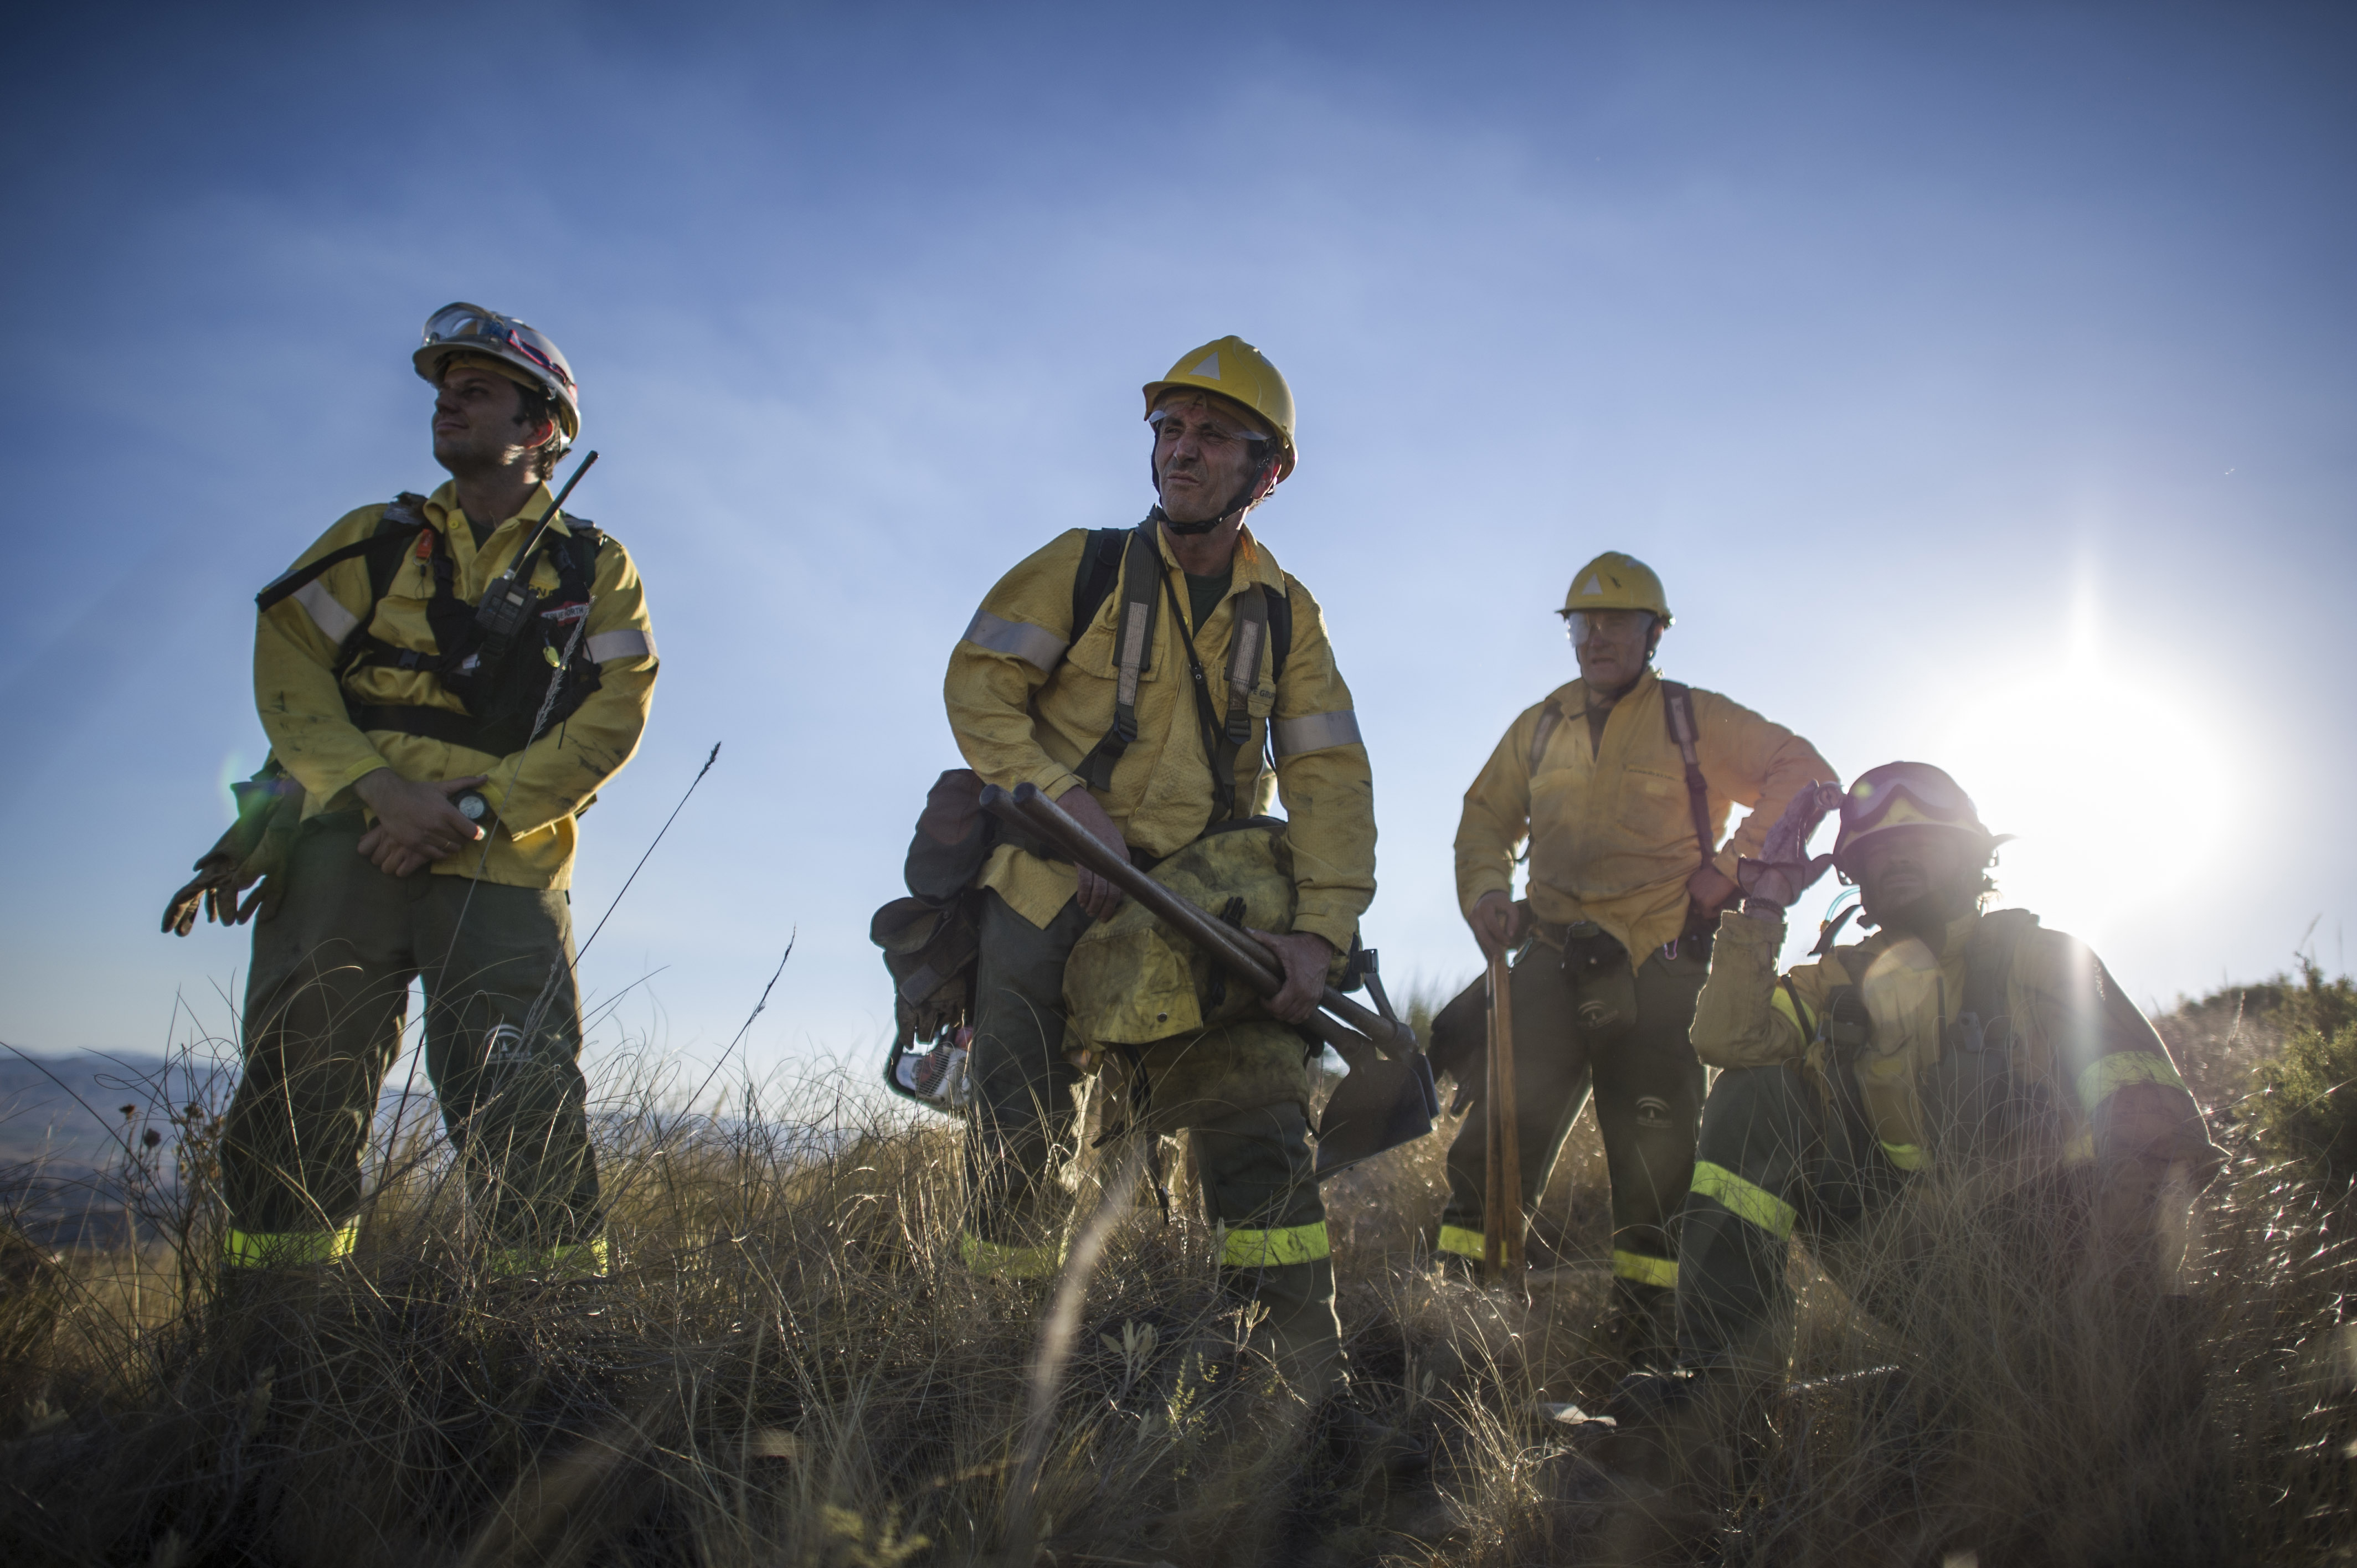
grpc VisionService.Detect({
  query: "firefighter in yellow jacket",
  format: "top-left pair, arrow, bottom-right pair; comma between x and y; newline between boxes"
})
165,303 -> 657,1277
1443,554 -> 1833,1355
1669,761 -> 2224,1371
943,337 -> 1373,1384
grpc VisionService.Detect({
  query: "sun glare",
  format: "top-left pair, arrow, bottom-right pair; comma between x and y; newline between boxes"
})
1931,595 -> 2225,937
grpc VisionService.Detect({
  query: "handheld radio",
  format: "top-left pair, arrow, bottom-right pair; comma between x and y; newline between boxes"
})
475,449 -> 599,643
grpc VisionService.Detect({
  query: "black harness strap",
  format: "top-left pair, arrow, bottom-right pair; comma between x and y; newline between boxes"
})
1073,525 -> 1163,791
254,492 -> 610,760
1527,700 -> 1565,774
1160,569 -> 1239,827
1658,679 -> 1718,873
1071,526 -> 1127,643
255,493 -> 434,614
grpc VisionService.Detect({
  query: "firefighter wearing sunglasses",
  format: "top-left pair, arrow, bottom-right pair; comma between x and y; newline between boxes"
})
163,303 -> 658,1282
1598,762 -> 2224,1506
1437,552 -> 1834,1362
941,336 -> 1373,1396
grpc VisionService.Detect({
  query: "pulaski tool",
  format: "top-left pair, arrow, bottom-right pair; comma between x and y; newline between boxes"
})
979,782 -> 1437,1178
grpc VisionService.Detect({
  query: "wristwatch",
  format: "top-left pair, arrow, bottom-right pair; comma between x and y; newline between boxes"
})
455,791 -> 493,829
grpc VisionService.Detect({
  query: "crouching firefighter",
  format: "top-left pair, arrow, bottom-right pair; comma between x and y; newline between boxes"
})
940,337 -> 1376,1393
1430,553 -> 1834,1361
1610,764 -> 2225,1489
162,303 -> 658,1279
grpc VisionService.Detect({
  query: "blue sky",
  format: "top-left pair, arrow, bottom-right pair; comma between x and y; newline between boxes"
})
3,2 -> 2351,1080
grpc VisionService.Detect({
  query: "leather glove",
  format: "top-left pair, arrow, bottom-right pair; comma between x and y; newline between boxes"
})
162,768 -> 305,935
1735,781 -> 1843,910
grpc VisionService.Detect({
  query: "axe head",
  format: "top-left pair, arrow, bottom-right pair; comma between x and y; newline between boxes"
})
1314,1052 -> 1440,1181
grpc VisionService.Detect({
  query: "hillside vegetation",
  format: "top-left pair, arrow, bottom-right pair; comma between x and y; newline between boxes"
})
0,967 -> 2351,1566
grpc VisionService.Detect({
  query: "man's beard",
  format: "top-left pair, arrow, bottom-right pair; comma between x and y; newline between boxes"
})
1864,880 -> 1973,942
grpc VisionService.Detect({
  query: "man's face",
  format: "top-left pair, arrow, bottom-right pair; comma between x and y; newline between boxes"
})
1151,394 -> 1273,525
431,362 -> 549,478
1568,608 -> 1660,697
1857,828 -> 1974,924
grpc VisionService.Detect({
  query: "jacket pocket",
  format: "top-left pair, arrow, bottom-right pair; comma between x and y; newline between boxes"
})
1615,762 -> 1689,843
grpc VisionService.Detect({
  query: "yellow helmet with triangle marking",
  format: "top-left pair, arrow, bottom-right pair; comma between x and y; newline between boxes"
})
1143,335 -> 1298,479
1561,551 -> 1672,625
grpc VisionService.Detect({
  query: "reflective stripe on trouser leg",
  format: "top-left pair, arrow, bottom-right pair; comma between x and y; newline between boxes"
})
1437,1223 -> 1488,1260
1612,1249 -> 1679,1288
960,1230 -> 1066,1280
961,893 -> 1092,1261
486,1236 -> 611,1278
223,1223 -> 361,1268
1222,1221 -> 1331,1268
1194,1096 -> 1339,1383
1676,1065 -> 1816,1369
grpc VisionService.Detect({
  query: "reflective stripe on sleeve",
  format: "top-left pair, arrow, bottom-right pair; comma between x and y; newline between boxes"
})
2076,1051 -> 2186,1115
1272,709 -> 1362,757
1221,1220 -> 1332,1269
223,1223 -> 360,1268
962,609 -> 1069,673
1881,1142 -> 1928,1170
1689,1160 -> 1796,1240
291,579 -> 359,643
960,1230 -> 1064,1280
1437,1223 -> 1487,1260
1612,1249 -> 1679,1288
1769,986 -> 1805,1034
584,628 -> 654,663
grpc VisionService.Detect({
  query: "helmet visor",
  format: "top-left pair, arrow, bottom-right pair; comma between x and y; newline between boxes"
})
1562,608 -> 1655,646
420,303 -> 575,393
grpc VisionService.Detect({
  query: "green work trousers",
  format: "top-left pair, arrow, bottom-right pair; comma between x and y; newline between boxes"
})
963,890 -> 1339,1376
218,814 -> 601,1263
1672,1061 -> 1894,1370
1439,933 -> 1710,1321
1674,1063 -> 2150,1371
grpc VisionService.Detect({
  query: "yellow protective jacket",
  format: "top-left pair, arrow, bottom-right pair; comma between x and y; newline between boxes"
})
1454,669 -> 1833,960
254,481 -> 658,888
944,523 -> 1374,953
1690,906 -> 2224,1184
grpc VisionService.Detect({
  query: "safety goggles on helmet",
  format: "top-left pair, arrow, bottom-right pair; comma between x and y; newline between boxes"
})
1147,400 -> 1270,451
1833,761 -> 2002,875
1561,608 -> 1657,645
414,302 -> 580,440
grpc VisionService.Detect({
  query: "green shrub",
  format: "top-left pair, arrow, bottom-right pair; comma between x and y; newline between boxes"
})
2246,1015 -> 2357,1187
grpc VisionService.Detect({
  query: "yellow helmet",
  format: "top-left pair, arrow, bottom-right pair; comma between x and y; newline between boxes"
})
1561,551 -> 1672,625
1143,335 -> 1298,479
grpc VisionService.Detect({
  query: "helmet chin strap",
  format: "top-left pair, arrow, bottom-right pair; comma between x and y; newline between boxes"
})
1152,456 -> 1277,537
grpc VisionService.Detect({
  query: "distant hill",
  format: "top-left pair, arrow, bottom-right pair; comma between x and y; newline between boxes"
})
0,1049 -> 235,1246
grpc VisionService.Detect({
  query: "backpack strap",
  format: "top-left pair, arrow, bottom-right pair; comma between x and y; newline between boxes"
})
1073,525 -> 1163,791
1957,908 -> 2039,1049
1263,578 -> 1293,684
254,492 -> 432,619
1658,679 -> 1718,872
1071,526 -> 1128,646
1527,700 -> 1566,775
1222,584 -> 1270,746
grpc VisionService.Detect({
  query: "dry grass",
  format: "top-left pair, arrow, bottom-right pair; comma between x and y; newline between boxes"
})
1,973 -> 2352,1567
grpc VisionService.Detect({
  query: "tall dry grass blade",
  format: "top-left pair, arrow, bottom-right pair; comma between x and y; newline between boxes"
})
1000,1133 -> 1151,1562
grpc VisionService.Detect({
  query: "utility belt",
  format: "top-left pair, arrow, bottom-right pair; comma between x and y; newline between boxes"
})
1527,917 -> 1712,971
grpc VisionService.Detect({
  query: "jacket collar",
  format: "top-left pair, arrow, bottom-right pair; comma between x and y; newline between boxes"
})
423,479 -> 570,540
